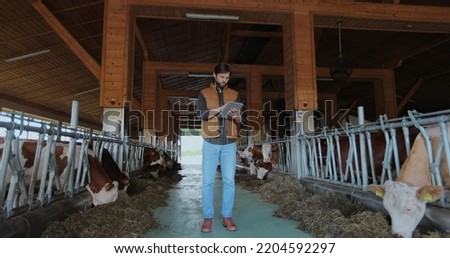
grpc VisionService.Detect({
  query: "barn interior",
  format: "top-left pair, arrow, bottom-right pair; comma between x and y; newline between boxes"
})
2,0 -> 450,239
2,0 -> 450,142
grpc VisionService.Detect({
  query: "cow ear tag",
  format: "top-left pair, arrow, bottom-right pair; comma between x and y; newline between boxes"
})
376,190 -> 383,197
424,192 -> 433,202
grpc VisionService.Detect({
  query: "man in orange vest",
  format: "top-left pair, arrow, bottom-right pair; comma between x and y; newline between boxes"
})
196,62 -> 242,233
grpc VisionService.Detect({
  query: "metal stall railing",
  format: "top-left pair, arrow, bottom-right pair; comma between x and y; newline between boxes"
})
0,117 -> 93,219
237,137 -> 292,174
151,136 -> 180,162
296,109 -> 450,207
0,113 -> 122,220
0,110 -> 181,222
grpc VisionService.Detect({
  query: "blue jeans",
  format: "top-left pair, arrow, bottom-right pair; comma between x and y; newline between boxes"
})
202,140 -> 237,219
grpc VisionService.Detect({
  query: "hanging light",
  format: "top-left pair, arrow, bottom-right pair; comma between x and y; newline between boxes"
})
185,13 -> 239,21
329,21 -> 353,82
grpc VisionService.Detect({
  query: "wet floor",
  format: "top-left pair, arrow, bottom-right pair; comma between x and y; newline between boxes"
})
145,164 -> 312,238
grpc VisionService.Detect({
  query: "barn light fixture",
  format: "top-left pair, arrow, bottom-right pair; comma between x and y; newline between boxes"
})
316,77 -> 335,82
185,13 -> 239,21
4,49 -> 50,62
74,87 -> 100,97
329,21 -> 353,82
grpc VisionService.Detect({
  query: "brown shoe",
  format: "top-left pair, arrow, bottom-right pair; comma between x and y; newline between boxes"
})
201,218 -> 213,233
223,217 -> 238,231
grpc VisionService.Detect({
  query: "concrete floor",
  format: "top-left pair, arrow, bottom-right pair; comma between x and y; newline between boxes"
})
146,164 -> 312,238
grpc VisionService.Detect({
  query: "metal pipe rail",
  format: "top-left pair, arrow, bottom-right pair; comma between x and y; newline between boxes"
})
237,137 -> 292,174
305,110 -> 450,138
0,109 -> 180,238
0,115 -> 130,220
296,110 -> 450,205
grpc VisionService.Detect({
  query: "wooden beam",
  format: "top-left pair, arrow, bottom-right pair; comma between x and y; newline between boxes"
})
331,99 -> 358,128
396,66 -> 450,110
316,67 -> 391,79
397,77 -> 424,112
142,63 -> 157,129
247,72 -> 263,130
100,0 -> 131,108
314,28 -> 324,55
318,67 -> 398,118
221,24 -> 232,63
373,72 -> 397,118
134,22 -> 150,60
146,61 -> 284,75
384,37 -> 450,69
29,0 -> 101,80
0,93 -> 101,130
231,30 -> 283,38
128,0 -> 450,24
423,65 -> 450,80
160,89 -> 200,97
131,95 -> 142,111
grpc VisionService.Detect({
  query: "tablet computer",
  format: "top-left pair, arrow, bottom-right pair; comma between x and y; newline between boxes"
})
220,101 -> 243,118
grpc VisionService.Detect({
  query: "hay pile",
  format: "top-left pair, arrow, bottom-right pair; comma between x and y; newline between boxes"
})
274,192 -> 391,238
236,173 -> 449,238
42,172 -> 182,238
235,174 -> 265,192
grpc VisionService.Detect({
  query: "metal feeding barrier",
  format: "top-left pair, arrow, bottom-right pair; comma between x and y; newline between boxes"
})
237,108 -> 450,211
290,108 -> 450,215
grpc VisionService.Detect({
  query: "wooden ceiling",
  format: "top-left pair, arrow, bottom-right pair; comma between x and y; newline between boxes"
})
1,0 -> 450,130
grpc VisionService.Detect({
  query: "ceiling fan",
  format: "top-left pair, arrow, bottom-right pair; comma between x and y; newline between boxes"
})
329,21 -> 353,82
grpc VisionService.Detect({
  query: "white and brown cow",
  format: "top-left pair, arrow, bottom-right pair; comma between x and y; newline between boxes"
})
239,143 -> 278,179
161,151 -> 181,171
369,124 -> 449,237
142,147 -> 165,177
0,139 -> 119,206
99,148 -> 130,195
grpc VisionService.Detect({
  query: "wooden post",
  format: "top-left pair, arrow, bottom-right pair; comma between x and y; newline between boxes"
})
283,12 -> 317,111
374,70 -> 398,119
100,0 -> 131,108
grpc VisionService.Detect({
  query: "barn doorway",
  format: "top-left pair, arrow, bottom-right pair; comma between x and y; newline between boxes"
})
179,129 -> 202,165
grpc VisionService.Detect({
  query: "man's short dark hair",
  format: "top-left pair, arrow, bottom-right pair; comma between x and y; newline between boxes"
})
214,62 -> 232,75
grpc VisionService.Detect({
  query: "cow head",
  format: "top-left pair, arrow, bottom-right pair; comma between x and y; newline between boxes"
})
261,143 -> 272,163
145,163 -> 161,178
113,171 -> 130,196
255,160 -> 272,180
100,148 -> 130,193
369,180 -> 443,237
144,147 -> 165,167
239,145 -> 253,159
86,181 -> 119,206
86,153 -> 120,206
162,151 -> 175,170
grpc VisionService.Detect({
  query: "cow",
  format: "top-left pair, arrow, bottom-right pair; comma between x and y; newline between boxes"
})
144,163 -> 162,178
140,148 -> 181,178
143,147 -> 165,167
238,143 -> 278,179
99,148 -> 130,195
0,139 -> 119,207
238,143 -> 266,178
161,151 -> 181,171
142,147 -> 165,177
368,124 -> 450,237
